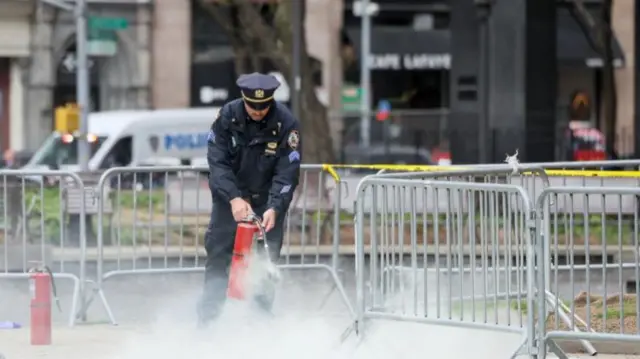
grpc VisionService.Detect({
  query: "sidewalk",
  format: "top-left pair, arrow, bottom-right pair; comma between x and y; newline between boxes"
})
1,326 -> 137,359
3,323 -> 638,359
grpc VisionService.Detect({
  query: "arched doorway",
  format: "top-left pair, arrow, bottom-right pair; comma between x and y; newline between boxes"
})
53,42 -> 101,126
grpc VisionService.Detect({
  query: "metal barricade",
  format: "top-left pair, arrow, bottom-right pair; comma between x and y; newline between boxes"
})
366,164 -> 633,354
80,164 -> 354,325
372,165 -> 551,209
373,160 -> 640,212
0,170 -> 87,327
353,175 -> 537,358
535,186 -> 640,359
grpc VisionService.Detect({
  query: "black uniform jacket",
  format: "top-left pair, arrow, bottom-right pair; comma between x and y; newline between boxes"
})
207,99 -> 301,214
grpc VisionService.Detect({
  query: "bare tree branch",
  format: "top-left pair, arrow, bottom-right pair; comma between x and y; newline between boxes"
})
234,0 -> 289,70
199,2 -> 250,74
197,0 -> 335,162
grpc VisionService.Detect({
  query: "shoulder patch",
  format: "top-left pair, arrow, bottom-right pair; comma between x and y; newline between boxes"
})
288,150 -> 300,163
287,130 -> 299,150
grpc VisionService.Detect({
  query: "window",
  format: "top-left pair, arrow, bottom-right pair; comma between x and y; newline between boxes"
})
100,136 -> 132,169
343,2 -> 451,29
29,133 -> 107,168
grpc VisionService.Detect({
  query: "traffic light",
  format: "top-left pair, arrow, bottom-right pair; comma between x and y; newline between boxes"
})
54,103 -> 79,134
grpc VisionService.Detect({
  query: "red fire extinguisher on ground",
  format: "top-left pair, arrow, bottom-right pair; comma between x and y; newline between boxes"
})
227,222 -> 259,300
29,264 -> 59,345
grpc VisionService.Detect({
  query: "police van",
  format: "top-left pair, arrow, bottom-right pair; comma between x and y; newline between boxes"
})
23,107 -> 220,172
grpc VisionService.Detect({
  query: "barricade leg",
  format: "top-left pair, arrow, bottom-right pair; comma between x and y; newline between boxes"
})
77,280 -> 117,325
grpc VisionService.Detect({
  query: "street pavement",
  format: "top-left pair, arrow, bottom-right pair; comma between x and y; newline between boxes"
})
2,258 -> 640,359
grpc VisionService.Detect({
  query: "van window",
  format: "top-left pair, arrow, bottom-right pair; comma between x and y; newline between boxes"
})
30,133 -> 106,168
100,136 -> 133,169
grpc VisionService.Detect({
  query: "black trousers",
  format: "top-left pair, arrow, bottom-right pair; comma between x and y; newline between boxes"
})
198,197 -> 285,323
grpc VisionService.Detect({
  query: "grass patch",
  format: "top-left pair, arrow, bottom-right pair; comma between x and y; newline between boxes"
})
505,292 -> 640,334
597,302 -> 637,320
449,298 -> 527,314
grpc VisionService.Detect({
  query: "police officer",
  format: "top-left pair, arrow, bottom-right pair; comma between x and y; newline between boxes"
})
199,72 -> 302,326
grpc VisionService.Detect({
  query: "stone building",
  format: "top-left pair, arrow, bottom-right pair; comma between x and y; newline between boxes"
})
0,0 -> 637,157
5,0 -> 152,151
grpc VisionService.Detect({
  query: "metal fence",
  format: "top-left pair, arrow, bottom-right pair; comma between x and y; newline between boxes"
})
353,175 -> 537,356
535,186 -> 640,358
78,164 -> 354,325
353,166 -> 543,358
4,160 -> 640,358
0,169 -> 88,327
352,162 -> 640,358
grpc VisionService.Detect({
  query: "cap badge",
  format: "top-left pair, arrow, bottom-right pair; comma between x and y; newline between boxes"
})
254,89 -> 264,99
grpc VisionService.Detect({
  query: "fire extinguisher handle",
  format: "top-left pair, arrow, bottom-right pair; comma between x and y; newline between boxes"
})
243,214 -> 268,251
244,213 -> 262,223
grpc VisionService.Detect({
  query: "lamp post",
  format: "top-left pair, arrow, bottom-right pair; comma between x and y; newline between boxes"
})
40,0 -> 91,171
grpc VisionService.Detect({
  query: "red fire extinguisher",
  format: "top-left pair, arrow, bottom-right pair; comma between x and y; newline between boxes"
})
227,222 -> 259,300
29,264 -> 59,345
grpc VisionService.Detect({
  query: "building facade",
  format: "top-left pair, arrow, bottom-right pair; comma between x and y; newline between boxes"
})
5,0 -> 344,152
8,0 -> 152,151
2,0 -> 635,157
152,0 -> 343,110
341,0 -> 636,159
0,0 -> 33,152
612,0 -> 635,156
152,0 -> 190,109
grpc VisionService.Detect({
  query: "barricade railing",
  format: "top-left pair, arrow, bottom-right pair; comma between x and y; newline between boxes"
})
353,175 -> 537,357
78,164 -> 355,325
0,169 -> 87,327
535,186 -> 640,359
8,158 -> 640,355
367,161 -> 640,215
350,161 -> 640,356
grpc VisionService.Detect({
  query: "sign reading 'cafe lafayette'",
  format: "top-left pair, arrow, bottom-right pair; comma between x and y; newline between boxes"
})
368,53 -> 451,70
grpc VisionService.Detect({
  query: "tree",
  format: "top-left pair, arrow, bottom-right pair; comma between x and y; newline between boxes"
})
198,0 -> 336,163
570,0 -> 617,155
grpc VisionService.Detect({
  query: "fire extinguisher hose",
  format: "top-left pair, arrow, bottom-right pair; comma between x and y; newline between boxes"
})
43,266 -> 62,312
243,213 -> 279,281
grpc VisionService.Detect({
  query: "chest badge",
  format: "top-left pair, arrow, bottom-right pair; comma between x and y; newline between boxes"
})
265,141 -> 277,155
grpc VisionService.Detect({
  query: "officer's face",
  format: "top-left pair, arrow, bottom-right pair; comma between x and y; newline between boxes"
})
244,102 -> 270,121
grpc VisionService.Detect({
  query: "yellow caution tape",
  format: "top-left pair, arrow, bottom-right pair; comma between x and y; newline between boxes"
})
321,164 -> 640,179
321,164 -> 341,182
326,164 -> 465,172
544,170 -> 640,178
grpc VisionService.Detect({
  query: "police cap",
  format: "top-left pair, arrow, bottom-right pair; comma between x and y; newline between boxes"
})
236,72 -> 280,110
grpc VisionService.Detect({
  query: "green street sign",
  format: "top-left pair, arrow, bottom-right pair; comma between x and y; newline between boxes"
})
89,16 -> 128,30
341,86 -> 362,111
